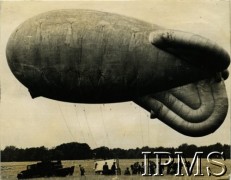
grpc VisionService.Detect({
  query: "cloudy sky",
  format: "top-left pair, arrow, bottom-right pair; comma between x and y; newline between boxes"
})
0,0 -> 230,150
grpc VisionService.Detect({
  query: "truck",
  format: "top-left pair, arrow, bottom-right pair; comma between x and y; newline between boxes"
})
17,160 -> 74,179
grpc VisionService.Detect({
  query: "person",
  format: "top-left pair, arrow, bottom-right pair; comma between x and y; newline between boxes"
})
124,167 -> 131,175
95,162 -> 98,170
111,162 -> 116,175
79,165 -> 85,176
130,165 -> 134,175
171,162 -> 178,174
150,161 -> 156,175
166,160 -> 173,175
117,167 -> 121,175
103,162 -> 109,175
141,162 -> 144,174
158,160 -> 164,175
94,162 -> 100,174
137,162 -> 141,174
186,160 -> 191,172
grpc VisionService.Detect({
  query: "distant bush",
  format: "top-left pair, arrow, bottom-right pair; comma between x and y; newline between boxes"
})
1,142 -> 230,162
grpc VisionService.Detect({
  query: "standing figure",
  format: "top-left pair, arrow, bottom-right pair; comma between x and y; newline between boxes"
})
103,162 -> 109,175
111,162 -> 116,175
79,165 -> 85,176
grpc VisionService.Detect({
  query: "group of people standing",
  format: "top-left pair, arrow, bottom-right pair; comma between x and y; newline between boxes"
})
102,162 -> 118,175
125,160 -> 191,175
80,160 -> 191,176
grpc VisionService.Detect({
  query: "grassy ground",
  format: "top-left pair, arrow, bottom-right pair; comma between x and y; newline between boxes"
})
1,159 -> 230,179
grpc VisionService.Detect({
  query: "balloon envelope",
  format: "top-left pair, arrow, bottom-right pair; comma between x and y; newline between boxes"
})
6,9 -> 230,137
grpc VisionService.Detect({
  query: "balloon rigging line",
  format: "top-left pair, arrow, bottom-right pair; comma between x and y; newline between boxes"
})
147,114 -> 150,147
100,105 -> 111,147
74,105 -> 86,143
139,107 -> 144,147
83,107 -> 98,148
58,104 -> 76,142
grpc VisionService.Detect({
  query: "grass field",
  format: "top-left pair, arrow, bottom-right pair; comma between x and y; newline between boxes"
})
1,159 -> 230,179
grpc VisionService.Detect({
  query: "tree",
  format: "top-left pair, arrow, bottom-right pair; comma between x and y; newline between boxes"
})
93,146 -> 112,159
2,146 -> 19,161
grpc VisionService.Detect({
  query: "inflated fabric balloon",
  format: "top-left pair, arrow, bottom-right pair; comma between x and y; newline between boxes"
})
6,10 -> 230,136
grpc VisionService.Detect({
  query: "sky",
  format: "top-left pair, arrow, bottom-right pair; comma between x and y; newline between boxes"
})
0,0 -> 230,150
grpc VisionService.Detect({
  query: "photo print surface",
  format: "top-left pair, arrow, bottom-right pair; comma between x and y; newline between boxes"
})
0,0 -> 230,179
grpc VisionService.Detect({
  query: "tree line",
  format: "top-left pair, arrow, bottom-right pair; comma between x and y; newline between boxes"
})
1,142 -> 230,162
